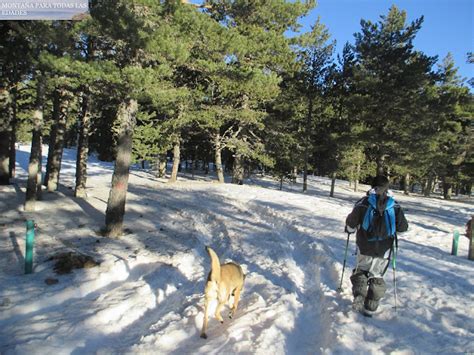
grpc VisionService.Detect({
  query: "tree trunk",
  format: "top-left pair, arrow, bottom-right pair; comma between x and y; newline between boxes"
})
303,95 -> 314,193
9,86 -> 18,179
469,216 -> 474,261
465,183 -> 472,196
432,176 -> 438,193
0,130 -> 10,185
354,160 -> 361,192
44,90 -> 59,188
169,139 -> 180,183
232,153 -> 244,185
442,181 -> 452,200
214,134 -> 224,183
424,175 -> 433,197
104,99 -> 138,237
25,77 -> 45,211
279,176 -> 284,190
292,166 -> 297,183
75,37 -> 94,197
376,154 -> 385,176
36,144 -> 43,200
330,172 -> 336,197
74,92 -> 91,198
303,165 -> 308,192
46,89 -> 68,192
0,88 -> 11,185
403,173 -> 410,195
191,151 -> 195,178
160,155 -> 167,177
154,154 -> 167,178
244,163 -> 251,179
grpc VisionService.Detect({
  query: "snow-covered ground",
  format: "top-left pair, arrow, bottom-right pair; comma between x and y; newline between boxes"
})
0,145 -> 473,354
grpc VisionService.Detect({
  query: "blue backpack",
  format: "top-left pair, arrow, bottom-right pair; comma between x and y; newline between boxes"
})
362,194 -> 396,241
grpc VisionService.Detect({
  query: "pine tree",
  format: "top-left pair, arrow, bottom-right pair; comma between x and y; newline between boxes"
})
265,98 -> 301,190
322,43 -> 363,194
173,10 -> 232,183
88,0 -> 196,236
203,0 -> 315,184
294,21 -> 335,191
45,87 -> 71,191
0,87 -> 11,185
428,54 -> 472,199
75,90 -> 91,197
351,6 -> 437,175
0,21 -> 36,183
8,21 -> 55,211
25,75 -> 45,211
104,99 -> 138,236
89,0 -> 147,236
37,22 -> 78,192
69,25 -> 98,198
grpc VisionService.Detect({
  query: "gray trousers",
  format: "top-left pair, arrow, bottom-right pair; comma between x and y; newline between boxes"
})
351,250 -> 390,311
355,250 -> 390,278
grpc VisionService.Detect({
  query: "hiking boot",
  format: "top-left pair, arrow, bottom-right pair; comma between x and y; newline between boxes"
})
352,295 -> 365,312
361,307 -> 376,317
364,277 -> 386,312
350,271 -> 368,297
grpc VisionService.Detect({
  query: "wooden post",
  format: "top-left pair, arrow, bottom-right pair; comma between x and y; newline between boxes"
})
469,217 -> 474,261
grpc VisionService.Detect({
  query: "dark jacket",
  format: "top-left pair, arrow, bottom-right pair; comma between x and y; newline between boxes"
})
346,192 -> 408,257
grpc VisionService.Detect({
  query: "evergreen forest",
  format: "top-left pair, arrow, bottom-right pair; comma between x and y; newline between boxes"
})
0,1 -> 472,237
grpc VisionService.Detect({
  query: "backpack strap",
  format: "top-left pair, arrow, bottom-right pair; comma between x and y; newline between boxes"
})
385,197 -> 396,236
362,194 -> 377,232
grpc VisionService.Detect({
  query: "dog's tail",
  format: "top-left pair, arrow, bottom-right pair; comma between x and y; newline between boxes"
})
206,246 -> 221,282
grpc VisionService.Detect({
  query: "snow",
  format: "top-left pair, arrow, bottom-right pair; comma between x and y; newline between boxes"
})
0,144 -> 473,354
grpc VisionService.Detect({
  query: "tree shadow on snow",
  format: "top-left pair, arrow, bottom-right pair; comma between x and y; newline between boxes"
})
398,239 -> 473,290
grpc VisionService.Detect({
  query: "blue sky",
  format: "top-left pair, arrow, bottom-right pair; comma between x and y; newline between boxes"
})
301,0 -> 473,85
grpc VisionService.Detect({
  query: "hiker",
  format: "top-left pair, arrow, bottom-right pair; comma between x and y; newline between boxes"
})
345,175 -> 408,315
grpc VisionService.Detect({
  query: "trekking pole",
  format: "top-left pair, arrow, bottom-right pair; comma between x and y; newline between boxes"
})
337,232 -> 351,292
392,243 -> 398,312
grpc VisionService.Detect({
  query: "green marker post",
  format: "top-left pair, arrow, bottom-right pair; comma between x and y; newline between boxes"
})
451,230 -> 459,256
25,220 -> 35,274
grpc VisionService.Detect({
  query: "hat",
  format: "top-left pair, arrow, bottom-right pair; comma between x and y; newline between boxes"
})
371,175 -> 389,194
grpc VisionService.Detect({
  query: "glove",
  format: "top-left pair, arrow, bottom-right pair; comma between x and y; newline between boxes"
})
345,225 -> 356,234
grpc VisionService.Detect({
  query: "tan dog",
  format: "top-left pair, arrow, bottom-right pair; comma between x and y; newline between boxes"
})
200,246 -> 245,339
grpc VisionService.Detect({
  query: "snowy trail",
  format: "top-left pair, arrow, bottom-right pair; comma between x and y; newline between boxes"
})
257,189 -> 473,354
1,146 -> 473,354
125,186 -> 340,354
